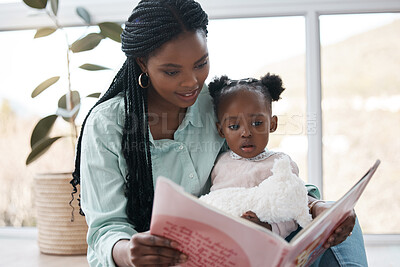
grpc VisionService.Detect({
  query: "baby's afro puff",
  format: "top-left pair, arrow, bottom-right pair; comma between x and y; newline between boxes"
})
208,73 -> 285,115
260,73 -> 285,102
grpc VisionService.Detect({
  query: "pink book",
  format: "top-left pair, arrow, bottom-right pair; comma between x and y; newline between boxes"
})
150,160 -> 380,267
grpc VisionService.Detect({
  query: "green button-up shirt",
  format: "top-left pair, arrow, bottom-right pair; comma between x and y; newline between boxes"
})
80,87 -> 226,266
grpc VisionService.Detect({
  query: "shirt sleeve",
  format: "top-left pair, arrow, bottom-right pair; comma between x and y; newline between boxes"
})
80,104 -> 136,267
270,220 -> 299,239
306,184 -> 321,199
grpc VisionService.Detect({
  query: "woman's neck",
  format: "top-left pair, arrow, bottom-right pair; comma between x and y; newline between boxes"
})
147,89 -> 187,140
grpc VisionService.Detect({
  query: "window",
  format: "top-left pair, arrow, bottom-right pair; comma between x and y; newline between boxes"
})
1,1 -> 399,238
320,13 -> 400,234
0,27 -> 124,226
208,16 -> 308,180
0,27 -> 124,120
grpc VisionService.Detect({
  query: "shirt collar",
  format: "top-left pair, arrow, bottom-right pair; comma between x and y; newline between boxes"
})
230,149 -> 274,162
147,97 -> 203,146
181,98 -> 203,128
148,128 -> 155,146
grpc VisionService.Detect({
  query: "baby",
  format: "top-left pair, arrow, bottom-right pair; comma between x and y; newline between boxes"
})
199,73 -> 312,238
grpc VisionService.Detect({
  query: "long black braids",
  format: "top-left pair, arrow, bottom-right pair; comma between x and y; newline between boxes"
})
208,73 -> 285,117
71,0 -> 208,232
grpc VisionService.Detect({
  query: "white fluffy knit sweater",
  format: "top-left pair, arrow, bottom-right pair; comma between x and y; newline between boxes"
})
199,154 -> 312,230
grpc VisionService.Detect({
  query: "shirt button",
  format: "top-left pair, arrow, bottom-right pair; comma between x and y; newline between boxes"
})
179,145 -> 184,150
189,173 -> 194,178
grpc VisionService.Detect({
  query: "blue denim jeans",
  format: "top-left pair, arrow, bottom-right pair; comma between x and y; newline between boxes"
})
286,218 -> 368,266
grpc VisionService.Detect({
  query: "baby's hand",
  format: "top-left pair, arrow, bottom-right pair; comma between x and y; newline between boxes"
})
241,211 -> 272,231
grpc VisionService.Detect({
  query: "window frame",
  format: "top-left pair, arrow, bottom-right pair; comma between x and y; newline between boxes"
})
1,0 -> 399,242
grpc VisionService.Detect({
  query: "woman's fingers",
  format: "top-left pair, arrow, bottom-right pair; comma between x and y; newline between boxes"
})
324,210 -> 356,248
133,233 -> 180,248
128,248 -> 186,266
134,245 -> 187,260
127,233 -> 188,266
136,254 -> 186,266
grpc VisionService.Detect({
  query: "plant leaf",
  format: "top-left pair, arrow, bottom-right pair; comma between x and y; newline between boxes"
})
98,22 -> 123,43
34,27 -> 57,38
87,93 -> 101,98
31,76 -> 60,98
79,63 -> 110,71
76,7 -> 91,24
23,0 -> 47,9
58,91 -> 81,121
70,33 -> 104,53
50,0 -> 59,16
30,114 -> 58,148
58,91 -> 80,109
26,136 -> 63,165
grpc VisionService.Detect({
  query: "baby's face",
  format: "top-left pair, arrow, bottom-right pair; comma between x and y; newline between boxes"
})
216,89 -> 277,158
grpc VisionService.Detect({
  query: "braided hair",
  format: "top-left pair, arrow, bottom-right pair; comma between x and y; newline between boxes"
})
71,0 -> 208,232
208,73 -> 285,117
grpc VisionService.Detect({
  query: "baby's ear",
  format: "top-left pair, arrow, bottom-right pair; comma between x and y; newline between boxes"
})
216,122 -> 225,137
270,115 -> 278,133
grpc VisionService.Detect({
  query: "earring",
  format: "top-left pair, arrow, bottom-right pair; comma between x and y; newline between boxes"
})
138,72 -> 150,88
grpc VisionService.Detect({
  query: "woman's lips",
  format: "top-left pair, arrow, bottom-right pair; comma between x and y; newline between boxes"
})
175,88 -> 199,102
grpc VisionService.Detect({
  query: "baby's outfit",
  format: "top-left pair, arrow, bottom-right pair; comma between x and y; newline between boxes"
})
211,150 -> 299,238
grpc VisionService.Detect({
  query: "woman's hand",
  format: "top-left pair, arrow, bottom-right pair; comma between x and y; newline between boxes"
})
113,231 -> 188,267
311,201 -> 356,249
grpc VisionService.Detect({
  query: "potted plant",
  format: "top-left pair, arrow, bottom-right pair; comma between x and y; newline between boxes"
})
23,0 -> 122,255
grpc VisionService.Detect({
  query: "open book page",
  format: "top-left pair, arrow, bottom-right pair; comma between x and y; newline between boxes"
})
150,160 -> 380,267
282,160 -> 381,267
150,177 -> 290,267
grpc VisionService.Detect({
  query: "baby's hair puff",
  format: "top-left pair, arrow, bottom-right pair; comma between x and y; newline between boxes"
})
208,75 -> 229,114
208,72 -> 285,116
260,73 -> 285,102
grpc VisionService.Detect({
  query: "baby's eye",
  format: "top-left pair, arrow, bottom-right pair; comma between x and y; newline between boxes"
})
228,124 -> 239,130
252,121 -> 263,126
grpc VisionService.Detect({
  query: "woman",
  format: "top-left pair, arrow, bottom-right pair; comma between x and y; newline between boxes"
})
72,0 -> 367,266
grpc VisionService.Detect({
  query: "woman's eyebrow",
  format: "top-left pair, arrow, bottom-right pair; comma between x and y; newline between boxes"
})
160,63 -> 181,68
194,53 -> 209,65
159,53 -> 209,68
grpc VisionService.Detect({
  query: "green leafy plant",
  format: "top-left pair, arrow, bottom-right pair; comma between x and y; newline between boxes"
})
24,0 -> 122,165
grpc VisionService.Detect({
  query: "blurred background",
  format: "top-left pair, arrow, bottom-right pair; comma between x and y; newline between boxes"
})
0,0 -> 399,240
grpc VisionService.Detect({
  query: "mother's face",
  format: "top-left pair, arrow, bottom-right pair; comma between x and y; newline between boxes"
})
137,30 -> 210,109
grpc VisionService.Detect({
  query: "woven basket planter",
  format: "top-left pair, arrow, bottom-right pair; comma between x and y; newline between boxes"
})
34,172 -> 88,255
